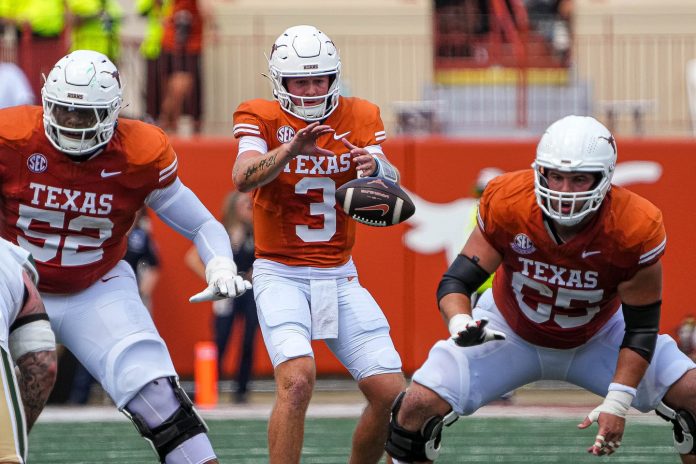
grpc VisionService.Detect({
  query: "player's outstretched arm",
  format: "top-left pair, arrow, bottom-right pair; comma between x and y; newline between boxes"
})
11,272 -> 57,431
578,261 -> 662,456
146,179 -> 252,301
233,122 -> 335,192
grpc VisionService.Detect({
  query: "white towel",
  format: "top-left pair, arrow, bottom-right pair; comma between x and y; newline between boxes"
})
310,279 -> 339,340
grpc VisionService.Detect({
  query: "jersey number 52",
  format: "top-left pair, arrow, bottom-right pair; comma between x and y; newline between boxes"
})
16,204 -> 114,266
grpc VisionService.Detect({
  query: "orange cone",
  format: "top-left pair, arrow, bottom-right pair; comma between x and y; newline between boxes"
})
194,341 -> 218,408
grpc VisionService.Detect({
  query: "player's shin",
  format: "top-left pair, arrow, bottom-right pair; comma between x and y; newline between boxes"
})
122,376 -> 216,464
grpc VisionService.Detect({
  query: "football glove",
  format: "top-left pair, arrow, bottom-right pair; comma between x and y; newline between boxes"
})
448,314 -> 506,347
189,256 -> 252,303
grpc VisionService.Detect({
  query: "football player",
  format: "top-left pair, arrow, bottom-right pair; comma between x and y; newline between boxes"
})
232,25 -> 406,464
0,50 -> 250,464
0,239 -> 57,464
385,116 -> 696,463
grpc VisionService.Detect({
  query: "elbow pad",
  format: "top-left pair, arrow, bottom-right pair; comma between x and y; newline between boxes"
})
621,300 -> 661,362
436,254 -> 491,304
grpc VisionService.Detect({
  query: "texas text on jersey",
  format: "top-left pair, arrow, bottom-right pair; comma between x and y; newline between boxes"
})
0,106 -> 177,293
233,96 -> 387,267
478,170 -> 666,348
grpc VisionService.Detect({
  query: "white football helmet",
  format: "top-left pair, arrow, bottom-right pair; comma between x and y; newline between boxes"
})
533,115 -> 617,226
42,50 -> 123,157
268,25 -> 341,121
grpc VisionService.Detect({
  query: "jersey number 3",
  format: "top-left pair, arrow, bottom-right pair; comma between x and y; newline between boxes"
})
16,204 -> 114,266
295,177 -> 337,242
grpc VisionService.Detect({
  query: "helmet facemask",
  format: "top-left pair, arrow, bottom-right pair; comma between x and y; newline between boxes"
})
42,98 -> 119,155
534,168 -> 610,226
533,115 -> 617,227
41,50 -> 123,157
271,70 -> 340,121
268,25 -> 341,121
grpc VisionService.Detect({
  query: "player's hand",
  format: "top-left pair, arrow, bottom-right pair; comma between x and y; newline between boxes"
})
448,314 -> 506,347
189,256 -> 252,303
287,122 -> 335,158
342,138 -> 377,177
577,390 -> 633,456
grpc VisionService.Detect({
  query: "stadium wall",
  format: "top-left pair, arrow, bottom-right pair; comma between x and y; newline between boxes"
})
153,137 -> 695,378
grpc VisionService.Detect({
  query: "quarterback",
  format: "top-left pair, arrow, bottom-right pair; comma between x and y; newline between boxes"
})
232,25 -> 405,464
385,116 -> 696,463
0,50 -> 250,464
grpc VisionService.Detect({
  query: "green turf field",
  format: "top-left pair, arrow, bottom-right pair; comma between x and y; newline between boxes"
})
28,416 -> 679,463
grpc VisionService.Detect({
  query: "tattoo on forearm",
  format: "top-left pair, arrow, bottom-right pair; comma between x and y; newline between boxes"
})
244,153 -> 278,180
17,350 -> 56,431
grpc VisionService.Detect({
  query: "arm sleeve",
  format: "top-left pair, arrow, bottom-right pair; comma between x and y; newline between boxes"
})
145,178 -> 232,265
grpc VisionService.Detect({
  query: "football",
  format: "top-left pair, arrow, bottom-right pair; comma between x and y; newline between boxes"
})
336,177 -> 416,227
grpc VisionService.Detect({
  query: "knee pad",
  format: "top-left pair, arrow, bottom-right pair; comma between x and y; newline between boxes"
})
385,391 -> 458,462
123,377 -> 211,463
656,401 -> 696,454
103,332 -> 176,408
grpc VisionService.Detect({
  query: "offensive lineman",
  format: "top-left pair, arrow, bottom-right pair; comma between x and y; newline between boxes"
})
232,25 -> 406,464
0,50 -> 250,463
385,116 -> 696,463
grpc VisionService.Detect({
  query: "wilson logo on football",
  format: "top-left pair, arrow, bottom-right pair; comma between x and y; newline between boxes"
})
354,204 -> 390,217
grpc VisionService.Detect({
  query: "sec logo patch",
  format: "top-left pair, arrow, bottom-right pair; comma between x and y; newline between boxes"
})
277,125 -> 295,143
27,153 -> 48,173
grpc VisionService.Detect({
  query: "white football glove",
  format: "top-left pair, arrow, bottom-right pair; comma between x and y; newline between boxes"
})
448,314 -> 506,347
189,256 -> 252,303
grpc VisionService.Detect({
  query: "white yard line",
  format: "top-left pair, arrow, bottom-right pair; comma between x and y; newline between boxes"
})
38,403 -> 665,424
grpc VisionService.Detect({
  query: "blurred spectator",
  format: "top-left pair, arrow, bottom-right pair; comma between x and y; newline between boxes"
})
136,0 -> 170,123
0,62 -> 34,108
435,0 -> 481,57
66,0 -> 124,62
14,0 -> 67,97
124,208 -> 161,312
185,191 -> 257,404
525,0 -> 572,64
0,1 -> 19,33
157,0 -> 203,135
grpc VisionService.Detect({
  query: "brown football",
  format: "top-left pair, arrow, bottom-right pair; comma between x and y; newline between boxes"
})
336,177 -> 415,227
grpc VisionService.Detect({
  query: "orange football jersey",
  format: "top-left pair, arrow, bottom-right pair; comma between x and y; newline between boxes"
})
478,170 -> 666,349
0,106 -> 178,293
233,97 -> 387,267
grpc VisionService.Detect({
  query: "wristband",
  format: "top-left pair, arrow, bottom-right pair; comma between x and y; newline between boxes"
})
608,382 -> 637,398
